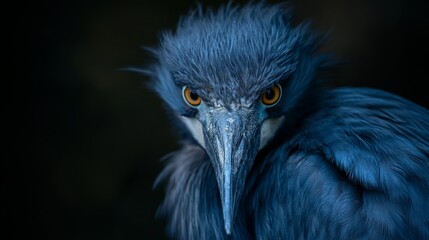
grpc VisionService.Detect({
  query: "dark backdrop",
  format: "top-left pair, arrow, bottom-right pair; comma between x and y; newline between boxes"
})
6,0 -> 429,239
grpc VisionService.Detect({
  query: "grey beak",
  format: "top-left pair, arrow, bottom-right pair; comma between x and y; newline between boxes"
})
202,109 -> 261,234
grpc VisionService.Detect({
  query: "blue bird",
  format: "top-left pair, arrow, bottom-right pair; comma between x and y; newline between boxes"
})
145,2 -> 429,239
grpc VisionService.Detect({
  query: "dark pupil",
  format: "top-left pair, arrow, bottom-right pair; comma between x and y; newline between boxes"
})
265,89 -> 275,100
189,92 -> 199,101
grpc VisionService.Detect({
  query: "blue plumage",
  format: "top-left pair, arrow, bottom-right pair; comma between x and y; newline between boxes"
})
148,2 -> 429,239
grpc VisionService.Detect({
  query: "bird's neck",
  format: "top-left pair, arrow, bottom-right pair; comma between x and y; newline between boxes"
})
156,144 -> 252,238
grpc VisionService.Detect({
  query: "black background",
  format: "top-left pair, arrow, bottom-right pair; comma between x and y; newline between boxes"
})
5,0 -> 429,239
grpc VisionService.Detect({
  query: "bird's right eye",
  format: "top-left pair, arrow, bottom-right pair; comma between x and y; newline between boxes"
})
182,86 -> 201,107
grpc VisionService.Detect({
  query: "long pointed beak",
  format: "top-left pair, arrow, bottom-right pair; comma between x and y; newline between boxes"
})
202,109 -> 261,234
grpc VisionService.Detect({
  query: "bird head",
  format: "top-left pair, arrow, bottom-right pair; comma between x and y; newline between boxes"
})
149,2 -> 329,235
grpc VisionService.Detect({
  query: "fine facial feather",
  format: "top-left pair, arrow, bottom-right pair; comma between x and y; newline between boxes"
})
181,115 -> 285,150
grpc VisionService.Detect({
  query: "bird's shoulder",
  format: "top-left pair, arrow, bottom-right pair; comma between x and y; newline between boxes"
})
267,87 -> 429,238
296,87 -> 429,192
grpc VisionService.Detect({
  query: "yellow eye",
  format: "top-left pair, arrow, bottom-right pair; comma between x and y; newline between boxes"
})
182,86 -> 201,107
261,84 -> 282,107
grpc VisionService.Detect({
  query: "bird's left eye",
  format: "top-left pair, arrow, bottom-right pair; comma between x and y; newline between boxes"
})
261,84 -> 282,107
182,86 -> 201,107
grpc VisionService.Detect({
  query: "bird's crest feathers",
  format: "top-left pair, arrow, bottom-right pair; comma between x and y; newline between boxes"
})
151,2 -> 327,109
